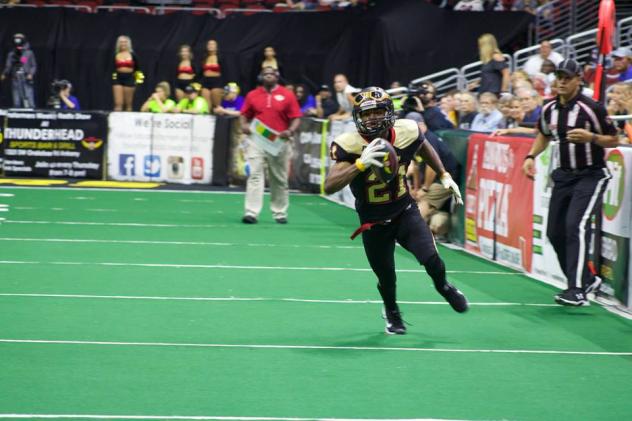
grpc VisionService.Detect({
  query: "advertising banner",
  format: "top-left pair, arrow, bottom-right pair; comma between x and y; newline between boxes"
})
530,142 -> 567,284
2,110 -> 107,179
107,112 -> 214,184
290,118 -> 327,193
600,147 -> 632,305
464,134 -> 533,272
324,119 -> 357,208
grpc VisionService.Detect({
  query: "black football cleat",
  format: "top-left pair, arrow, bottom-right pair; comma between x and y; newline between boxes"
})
439,283 -> 469,313
275,217 -> 288,224
382,307 -> 406,335
554,288 -> 589,306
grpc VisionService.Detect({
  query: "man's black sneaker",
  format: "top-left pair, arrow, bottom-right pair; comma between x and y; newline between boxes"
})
554,288 -> 589,306
439,283 -> 469,313
275,217 -> 288,224
242,215 -> 257,224
382,307 -> 406,335
585,276 -> 602,295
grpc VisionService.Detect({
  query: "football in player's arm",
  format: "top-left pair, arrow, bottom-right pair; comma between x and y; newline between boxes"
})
324,87 -> 468,335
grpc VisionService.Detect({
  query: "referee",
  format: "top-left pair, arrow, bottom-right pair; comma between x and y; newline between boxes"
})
522,59 -> 619,306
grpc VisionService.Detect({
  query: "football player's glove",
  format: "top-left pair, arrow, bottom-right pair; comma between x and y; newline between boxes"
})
355,138 -> 387,172
440,172 -> 463,206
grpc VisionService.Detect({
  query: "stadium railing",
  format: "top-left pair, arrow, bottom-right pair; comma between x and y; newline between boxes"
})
410,68 -> 461,97
617,16 -> 632,49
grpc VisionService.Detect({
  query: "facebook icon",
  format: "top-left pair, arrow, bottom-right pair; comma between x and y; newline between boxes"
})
144,155 -> 161,177
119,154 -> 136,176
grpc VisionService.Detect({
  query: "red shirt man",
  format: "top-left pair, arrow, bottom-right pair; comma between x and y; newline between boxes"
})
239,67 -> 302,225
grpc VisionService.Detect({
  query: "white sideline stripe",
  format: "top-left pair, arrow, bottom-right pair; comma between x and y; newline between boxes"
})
0,260 -> 522,275
0,415 -> 467,421
4,220 -> 230,228
0,237 -> 364,250
0,338 -> 629,356
0,293 -> 556,307
0,193 -> 15,197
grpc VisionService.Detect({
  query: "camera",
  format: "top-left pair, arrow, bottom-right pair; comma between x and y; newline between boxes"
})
51,79 -> 69,94
407,82 -> 434,106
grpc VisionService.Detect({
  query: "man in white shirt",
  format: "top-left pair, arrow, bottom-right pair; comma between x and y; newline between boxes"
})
523,40 -> 564,76
330,73 -> 358,121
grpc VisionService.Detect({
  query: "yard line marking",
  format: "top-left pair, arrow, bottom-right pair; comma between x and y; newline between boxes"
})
0,194 -> 15,197
3,220 -> 231,228
0,237 -> 364,250
0,293 -> 556,307
0,260 -> 522,275
0,414 -> 470,421
0,338 -> 629,356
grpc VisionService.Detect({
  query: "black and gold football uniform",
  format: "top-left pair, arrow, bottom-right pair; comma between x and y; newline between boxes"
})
330,118 -> 421,223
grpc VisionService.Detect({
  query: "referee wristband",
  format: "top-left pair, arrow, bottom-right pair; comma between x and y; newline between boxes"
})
355,159 -> 366,172
524,154 -> 536,161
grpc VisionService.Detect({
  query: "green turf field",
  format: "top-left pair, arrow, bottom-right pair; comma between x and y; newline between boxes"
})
0,187 -> 631,421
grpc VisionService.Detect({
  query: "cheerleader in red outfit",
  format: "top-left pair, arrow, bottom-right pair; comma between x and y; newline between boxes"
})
112,35 -> 142,111
201,40 -> 223,110
175,44 -> 196,101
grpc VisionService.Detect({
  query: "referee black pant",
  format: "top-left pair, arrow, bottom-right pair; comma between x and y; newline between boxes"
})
547,167 -> 611,290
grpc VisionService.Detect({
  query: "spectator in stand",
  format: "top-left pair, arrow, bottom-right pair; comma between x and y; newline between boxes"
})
201,40 -> 223,110
522,40 -> 564,76
498,93 -> 513,126
471,92 -> 503,132
175,44 -> 196,101
510,69 -> 532,91
175,82 -> 209,114
457,91 -> 478,129
612,47 -> 632,82
511,0 -> 539,13
1,33 -> 36,108
295,83 -> 318,116
493,97 -> 534,135
240,66 -> 302,225
329,73 -> 357,121
607,82 -> 632,142
285,0 -> 318,9
111,35 -> 140,111
315,84 -> 338,118
453,0 -> 503,11
584,48 -> 620,90
473,33 -> 510,96
516,87 -> 542,124
440,89 -> 459,127
141,81 -> 175,113
214,82 -> 244,117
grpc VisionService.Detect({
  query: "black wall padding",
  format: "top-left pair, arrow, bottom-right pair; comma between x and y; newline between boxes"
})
0,1 -> 532,110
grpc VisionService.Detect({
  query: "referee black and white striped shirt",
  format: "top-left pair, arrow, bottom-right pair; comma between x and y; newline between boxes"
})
537,94 -> 617,170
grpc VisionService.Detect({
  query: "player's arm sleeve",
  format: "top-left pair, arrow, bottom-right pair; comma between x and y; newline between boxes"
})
329,141 -> 357,164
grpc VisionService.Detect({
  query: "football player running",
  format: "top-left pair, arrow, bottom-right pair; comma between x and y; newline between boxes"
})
324,87 -> 468,335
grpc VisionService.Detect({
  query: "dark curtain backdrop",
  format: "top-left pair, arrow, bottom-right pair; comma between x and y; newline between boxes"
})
0,0 -> 532,110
